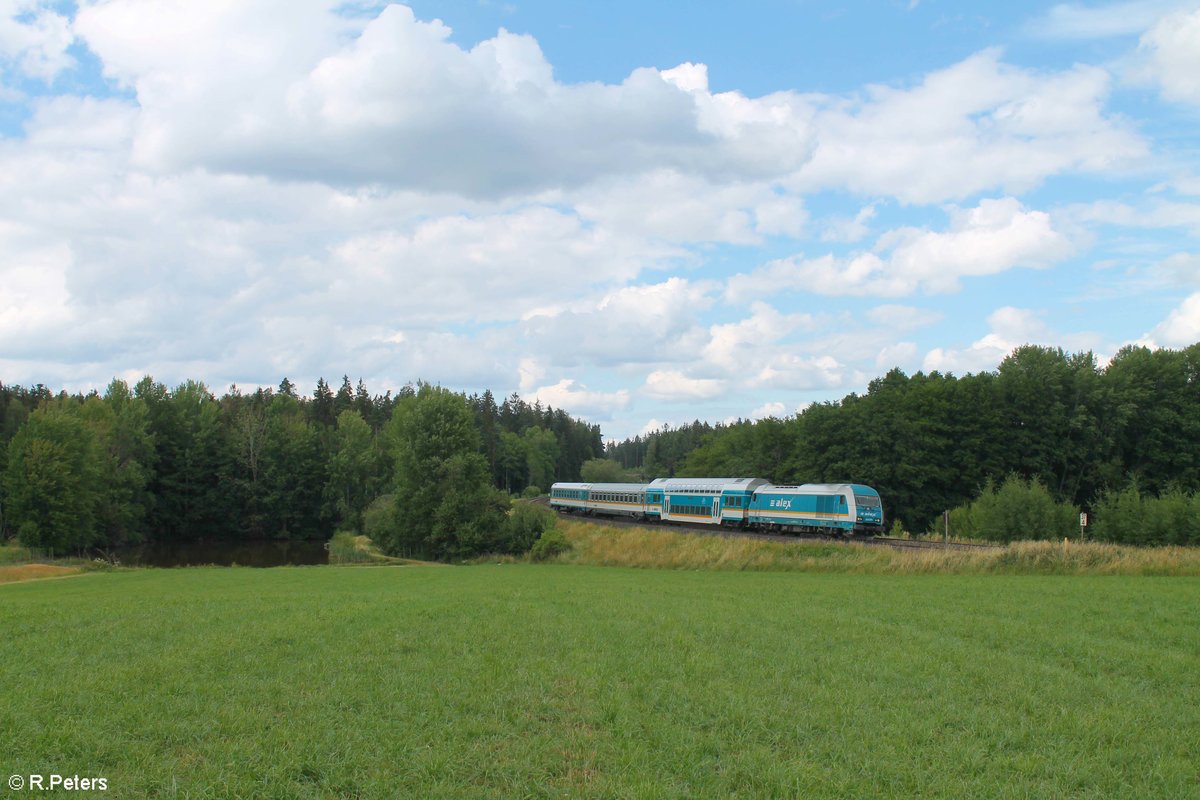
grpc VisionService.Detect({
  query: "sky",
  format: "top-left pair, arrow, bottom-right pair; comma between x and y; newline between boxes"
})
1,1 -> 1199,441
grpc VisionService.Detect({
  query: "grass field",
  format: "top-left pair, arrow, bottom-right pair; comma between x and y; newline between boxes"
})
2,565 -> 1198,799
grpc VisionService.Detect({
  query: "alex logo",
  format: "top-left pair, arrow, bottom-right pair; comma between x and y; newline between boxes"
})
769,499 -> 792,509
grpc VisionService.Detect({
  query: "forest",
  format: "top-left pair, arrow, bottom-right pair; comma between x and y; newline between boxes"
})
3,342 -> 1198,556
0,376 -> 601,555
605,343 -> 1200,541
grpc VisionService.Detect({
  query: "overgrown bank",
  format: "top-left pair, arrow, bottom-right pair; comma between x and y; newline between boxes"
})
550,520 -> 1200,576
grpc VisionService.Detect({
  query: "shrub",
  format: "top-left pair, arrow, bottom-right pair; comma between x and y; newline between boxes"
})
946,475 -> 1078,543
521,485 -> 542,499
529,527 -> 570,562
1093,483 -> 1200,546
502,501 -> 556,554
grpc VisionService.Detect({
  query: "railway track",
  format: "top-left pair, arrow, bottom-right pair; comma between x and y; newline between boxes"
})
554,510 -> 1002,552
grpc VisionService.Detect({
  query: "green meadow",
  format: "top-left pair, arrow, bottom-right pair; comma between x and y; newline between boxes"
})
3,564 -> 1197,799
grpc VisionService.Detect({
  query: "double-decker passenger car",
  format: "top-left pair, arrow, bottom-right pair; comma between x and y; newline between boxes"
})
548,482 -> 648,519
647,477 -> 769,526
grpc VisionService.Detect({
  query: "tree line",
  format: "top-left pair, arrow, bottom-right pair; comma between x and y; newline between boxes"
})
1,376 -> 601,555
605,343 -> 1200,542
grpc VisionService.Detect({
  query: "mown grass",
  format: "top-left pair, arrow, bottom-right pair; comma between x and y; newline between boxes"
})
552,519 -> 1200,575
2,564 -> 1198,798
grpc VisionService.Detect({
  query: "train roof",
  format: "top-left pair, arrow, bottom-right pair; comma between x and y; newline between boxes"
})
647,477 -> 770,493
551,482 -> 649,492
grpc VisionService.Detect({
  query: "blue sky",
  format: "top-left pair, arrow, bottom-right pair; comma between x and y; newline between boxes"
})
1,1 -> 1198,439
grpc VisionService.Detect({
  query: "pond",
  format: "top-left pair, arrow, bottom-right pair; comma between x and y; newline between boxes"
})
106,539 -> 329,568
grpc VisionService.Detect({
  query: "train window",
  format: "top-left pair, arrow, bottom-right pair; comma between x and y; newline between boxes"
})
854,494 -> 880,508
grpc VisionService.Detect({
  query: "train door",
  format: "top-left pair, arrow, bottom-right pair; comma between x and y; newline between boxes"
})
711,498 -> 719,522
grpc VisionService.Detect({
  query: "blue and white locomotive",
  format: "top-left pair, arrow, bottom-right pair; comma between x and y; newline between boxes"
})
549,478 -> 884,536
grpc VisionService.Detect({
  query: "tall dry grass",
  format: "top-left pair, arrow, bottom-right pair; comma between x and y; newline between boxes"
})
552,520 -> 1200,576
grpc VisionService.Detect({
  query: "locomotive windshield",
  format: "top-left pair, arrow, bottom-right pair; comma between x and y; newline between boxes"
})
854,494 -> 880,508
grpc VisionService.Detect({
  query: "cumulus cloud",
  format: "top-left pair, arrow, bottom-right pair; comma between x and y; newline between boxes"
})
1135,6 -> 1200,105
790,50 -> 1146,203
749,401 -> 786,420
821,204 -> 876,243
521,278 -> 714,367
922,307 -> 1048,374
923,306 -> 1104,374
702,302 -> 817,371
0,1 -> 74,81
0,223 -> 74,348
1146,291 -> 1200,347
727,197 -> 1072,300
643,370 -> 725,400
530,378 -> 631,418
73,3 -> 814,196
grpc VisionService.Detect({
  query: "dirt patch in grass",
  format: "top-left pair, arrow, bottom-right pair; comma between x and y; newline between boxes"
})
0,563 -> 83,584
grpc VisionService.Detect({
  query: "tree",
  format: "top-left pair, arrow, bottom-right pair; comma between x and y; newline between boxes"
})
522,426 -> 559,494
380,385 -> 507,560
76,381 -> 156,546
325,409 -> 380,533
259,392 -> 325,538
3,403 -> 103,553
580,458 -> 624,483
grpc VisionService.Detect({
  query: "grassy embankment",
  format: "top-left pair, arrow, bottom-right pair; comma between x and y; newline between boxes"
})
549,518 -> 1200,575
3,563 -> 1198,798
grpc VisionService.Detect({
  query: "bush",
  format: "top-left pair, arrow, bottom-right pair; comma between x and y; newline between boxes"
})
1093,483 -> 1200,545
521,485 -> 542,499
529,527 -> 570,562
502,502 -> 556,554
946,475 -> 1078,543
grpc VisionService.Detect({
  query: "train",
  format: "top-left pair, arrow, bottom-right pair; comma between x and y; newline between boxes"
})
549,477 -> 884,536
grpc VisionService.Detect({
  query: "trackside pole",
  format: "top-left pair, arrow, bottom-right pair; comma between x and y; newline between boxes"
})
944,510 -> 949,547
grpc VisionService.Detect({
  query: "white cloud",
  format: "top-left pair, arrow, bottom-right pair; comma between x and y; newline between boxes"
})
1135,7 -> 1200,105
1027,2 -> 1184,39
875,342 -> 918,370
0,1 -> 74,81
821,204 -> 876,243
1147,291 -> 1200,347
702,302 -> 817,370
791,50 -> 1146,203
1061,199 -> 1200,236
728,197 -> 1072,299
531,378 -> 630,417
0,224 -> 74,347
643,370 -> 725,400
749,401 -> 786,420
751,355 -> 846,392
521,278 -> 714,367
73,3 -> 815,197
923,306 -> 1104,374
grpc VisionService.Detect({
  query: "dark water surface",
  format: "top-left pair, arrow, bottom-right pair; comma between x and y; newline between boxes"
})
109,539 -> 329,568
